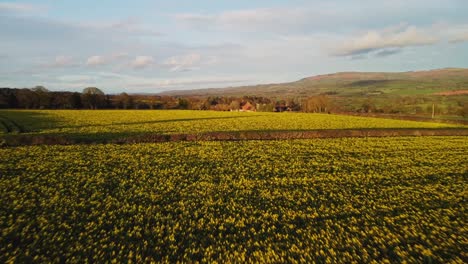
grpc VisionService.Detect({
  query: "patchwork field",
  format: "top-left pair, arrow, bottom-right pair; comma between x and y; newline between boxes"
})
1,137 -> 467,262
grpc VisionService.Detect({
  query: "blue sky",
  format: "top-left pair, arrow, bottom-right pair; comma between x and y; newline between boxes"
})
1,0 -> 468,93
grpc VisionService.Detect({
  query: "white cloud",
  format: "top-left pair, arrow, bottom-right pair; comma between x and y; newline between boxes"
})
111,18 -> 160,36
175,14 -> 211,24
218,8 -> 301,28
86,56 -> 106,66
444,23 -> 468,43
80,18 -> 161,37
163,53 -> 220,72
175,8 -> 312,33
85,53 -> 130,67
0,2 -> 41,13
130,76 -> 251,89
333,25 -> 438,57
163,53 -> 203,72
111,52 -> 130,59
57,74 -> 94,83
174,1 -> 464,37
450,33 -> 468,43
55,56 -> 71,65
131,56 -> 154,69
45,56 -> 77,68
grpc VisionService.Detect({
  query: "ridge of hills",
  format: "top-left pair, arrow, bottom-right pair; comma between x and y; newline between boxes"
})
160,68 -> 468,98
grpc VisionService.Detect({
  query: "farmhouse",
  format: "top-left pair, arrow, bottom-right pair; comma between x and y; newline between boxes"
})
241,102 -> 256,112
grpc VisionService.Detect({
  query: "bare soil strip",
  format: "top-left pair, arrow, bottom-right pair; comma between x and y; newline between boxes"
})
2,128 -> 468,146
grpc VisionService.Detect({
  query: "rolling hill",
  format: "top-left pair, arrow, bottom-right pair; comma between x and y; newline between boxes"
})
161,68 -> 468,98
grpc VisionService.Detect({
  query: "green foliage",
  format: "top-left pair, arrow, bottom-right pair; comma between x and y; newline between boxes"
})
115,93 -> 134,109
0,137 -> 466,262
177,98 -> 190,110
30,86 -> 49,93
256,103 -> 274,112
81,88 -> 106,109
82,87 -> 104,95
69,92 -> 82,109
302,95 -> 330,113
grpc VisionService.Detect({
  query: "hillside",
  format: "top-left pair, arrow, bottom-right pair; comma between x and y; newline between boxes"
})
161,68 -> 468,98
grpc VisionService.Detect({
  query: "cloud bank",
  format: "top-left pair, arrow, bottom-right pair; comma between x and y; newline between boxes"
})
333,25 -> 438,57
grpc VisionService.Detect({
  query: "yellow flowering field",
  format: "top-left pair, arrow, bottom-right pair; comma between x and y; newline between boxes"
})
1,137 -> 466,262
0,110 -> 464,136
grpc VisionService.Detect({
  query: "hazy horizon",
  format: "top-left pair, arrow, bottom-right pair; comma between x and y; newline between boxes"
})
1,0 -> 468,93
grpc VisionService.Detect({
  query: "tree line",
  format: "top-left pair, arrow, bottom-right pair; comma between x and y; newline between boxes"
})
1,86 -> 466,117
0,86 -> 337,112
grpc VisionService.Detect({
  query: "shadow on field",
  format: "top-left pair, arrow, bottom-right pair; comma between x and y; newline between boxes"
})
1,131 -> 148,145
0,110 -> 63,133
2,128 -> 468,147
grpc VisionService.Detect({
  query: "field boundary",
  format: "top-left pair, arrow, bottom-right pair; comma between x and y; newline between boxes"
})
2,128 -> 468,146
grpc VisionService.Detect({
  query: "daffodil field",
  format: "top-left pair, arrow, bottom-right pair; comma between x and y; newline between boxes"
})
0,110 -> 463,136
1,137 -> 467,262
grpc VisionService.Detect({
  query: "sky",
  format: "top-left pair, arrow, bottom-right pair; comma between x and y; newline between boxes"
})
1,0 -> 468,93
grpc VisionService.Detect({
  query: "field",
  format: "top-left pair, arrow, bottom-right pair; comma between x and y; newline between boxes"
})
1,137 -> 467,262
0,110 -> 467,262
0,110 -> 466,145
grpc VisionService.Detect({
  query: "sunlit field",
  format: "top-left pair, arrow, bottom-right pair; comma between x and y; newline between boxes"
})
0,110 -> 464,136
1,137 -> 467,262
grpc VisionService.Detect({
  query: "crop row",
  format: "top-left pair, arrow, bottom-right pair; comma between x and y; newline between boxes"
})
1,137 -> 467,262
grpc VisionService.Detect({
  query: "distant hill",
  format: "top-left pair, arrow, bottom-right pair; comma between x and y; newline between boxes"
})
161,68 -> 468,98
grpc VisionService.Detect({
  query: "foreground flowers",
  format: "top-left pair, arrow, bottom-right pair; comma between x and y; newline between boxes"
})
0,137 -> 466,262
